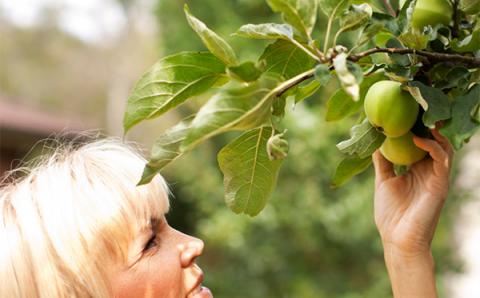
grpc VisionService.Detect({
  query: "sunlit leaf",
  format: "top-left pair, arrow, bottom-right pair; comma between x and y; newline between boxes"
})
337,119 -> 386,158
331,156 -> 372,187
184,4 -> 237,65
138,115 -> 195,185
339,3 -> 373,33
123,52 -> 226,132
181,77 -> 279,151
234,23 -> 294,40
227,61 -> 263,82
218,126 -> 284,216
259,39 -> 316,80
319,0 -> 349,17
266,0 -> 318,38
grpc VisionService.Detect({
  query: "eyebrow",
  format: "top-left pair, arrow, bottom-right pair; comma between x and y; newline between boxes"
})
149,217 -> 161,233
126,217 -> 163,266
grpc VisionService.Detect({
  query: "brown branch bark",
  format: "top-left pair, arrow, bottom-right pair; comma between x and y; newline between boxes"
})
349,47 -> 480,68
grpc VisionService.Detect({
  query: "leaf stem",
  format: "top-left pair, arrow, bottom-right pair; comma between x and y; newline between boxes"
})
333,29 -> 345,48
382,0 -> 397,17
349,47 -> 480,68
323,0 -> 347,53
290,39 -> 322,62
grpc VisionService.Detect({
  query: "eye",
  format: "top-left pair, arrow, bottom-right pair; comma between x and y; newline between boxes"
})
144,233 -> 159,251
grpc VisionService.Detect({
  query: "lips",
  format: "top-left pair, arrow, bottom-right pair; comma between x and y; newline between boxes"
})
186,265 -> 213,298
189,286 -> 213,298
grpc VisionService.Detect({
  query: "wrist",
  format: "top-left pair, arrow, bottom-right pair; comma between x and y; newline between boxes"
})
382,243 -> 437,298
383,242 -> 433,265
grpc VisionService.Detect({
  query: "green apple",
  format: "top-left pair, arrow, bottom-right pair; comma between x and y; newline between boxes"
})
380,132 -> 428,166
412,0 -> 453,30
364,81 -> 419,138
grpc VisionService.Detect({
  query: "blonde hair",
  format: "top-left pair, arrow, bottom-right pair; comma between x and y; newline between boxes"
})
0,136 -> 170,298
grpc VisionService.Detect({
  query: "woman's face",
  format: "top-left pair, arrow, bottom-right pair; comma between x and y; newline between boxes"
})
111,216 -> 213,298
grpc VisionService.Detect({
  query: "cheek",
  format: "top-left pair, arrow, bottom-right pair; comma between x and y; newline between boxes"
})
112,251 -> 185,298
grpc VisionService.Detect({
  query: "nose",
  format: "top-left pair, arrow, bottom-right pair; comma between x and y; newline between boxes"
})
176,231 -> 204,268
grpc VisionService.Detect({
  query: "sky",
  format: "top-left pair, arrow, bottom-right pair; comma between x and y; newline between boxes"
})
0,0 -> 127,43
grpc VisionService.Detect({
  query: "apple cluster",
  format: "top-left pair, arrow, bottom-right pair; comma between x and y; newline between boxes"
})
362,0 -> 458,166
364,81 -> 427,165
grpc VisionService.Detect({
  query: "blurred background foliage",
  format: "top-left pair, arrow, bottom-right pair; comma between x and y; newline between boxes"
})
0,0 -> 465,297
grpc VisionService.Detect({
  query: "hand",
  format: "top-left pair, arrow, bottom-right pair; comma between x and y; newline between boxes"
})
373,127 -> 454,258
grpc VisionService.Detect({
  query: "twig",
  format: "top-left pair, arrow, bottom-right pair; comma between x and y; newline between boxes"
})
323,0 -> 347,53
382,0 -> 397,17
349,47 -> 480,68
275,69 -> 315,97
452,0 -> 459,38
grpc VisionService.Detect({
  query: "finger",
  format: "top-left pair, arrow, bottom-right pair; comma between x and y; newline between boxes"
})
413,136 -> 449,175
431,129 -> 454,158
372,150 -> 394,186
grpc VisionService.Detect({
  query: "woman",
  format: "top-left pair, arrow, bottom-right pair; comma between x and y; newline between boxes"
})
0,139 -> 211,298
0,127 -> 452,297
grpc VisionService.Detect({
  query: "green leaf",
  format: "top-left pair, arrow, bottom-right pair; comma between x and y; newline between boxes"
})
452,28 -> 480,53
227,61 -> 263,82
386,38 -> 410,66
266,0 -> 318,38
326,72 -> 385,122
336,119 -> 386,158
137,115 -> 195,185
397,0 -> 415,33
234,23 -> 294,40
438,67 -> 472,91
123,52 -> 226,133
319,0 -> 349,17
333,52 -> 360,101
440,85 -> 480,150
357,22 -> 387,47
272,96 -> 287,118
406,81 -> 451,128
398,28 -> 432,50
459,0 -> 480,14
294,79 -> 322,104
217,126 -> 284,216
331,156 -> 372,187
314,64 -> 331,85
181,77 -> 278,151
184,4 -> 237,66
339,3 -> 373,33
259,39 -> 316,80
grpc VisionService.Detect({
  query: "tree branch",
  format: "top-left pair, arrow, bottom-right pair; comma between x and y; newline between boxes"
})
349,47 -> 480,68
275,69 -> 315,97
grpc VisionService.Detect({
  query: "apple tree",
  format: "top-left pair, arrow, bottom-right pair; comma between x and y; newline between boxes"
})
124,0 -> 480,216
